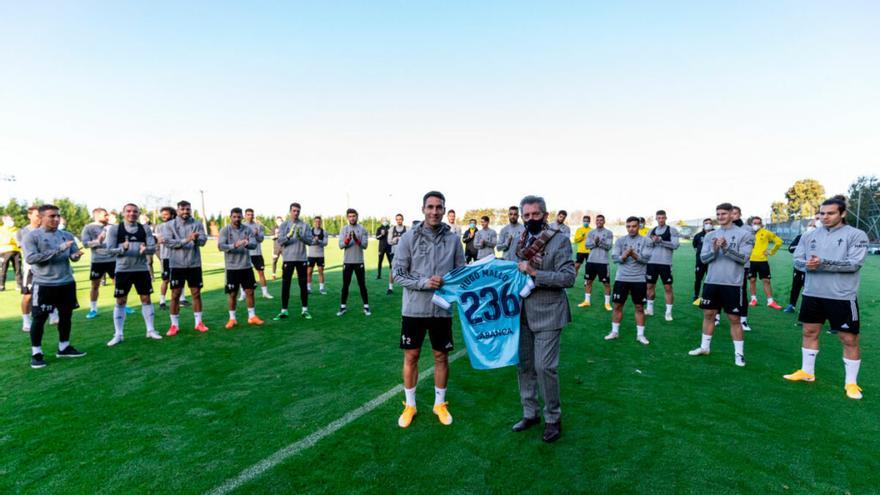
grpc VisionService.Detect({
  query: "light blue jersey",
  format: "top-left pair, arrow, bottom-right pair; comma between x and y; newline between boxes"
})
432,257 -> 535,370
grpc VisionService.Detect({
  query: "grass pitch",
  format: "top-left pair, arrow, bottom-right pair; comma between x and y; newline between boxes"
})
1,241 -> 878,494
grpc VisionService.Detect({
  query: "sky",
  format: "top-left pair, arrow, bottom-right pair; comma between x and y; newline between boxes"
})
1,1 -> 878,223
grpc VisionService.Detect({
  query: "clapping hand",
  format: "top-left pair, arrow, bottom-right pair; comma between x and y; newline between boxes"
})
805,255 -> 821,271
139,243 -> 147,254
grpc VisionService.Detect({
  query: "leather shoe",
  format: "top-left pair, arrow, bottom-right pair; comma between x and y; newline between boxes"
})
511,416 -> 540,432
542,421 -> 562,443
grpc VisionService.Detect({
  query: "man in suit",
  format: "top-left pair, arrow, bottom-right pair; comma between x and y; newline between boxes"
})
512,195 -> 576,443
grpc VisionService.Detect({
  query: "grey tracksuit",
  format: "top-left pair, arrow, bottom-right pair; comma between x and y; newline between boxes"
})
243,221 -> 266,257
23,228 -> 81,285
105,222 -> 157,273
554,222 -> 571,239
646,225 -> 680,265
586,227 -> 613,264
612,234 -> 653,282
80,223 -> 115,263
277,219 -> 313,262
339,224 -> 369,264
155,222 -> 174,260
700,225 -> 754,286
392,223 -> 465,318
17,224 -> 38,276
475,227 -> 497,259
388,225 -> 407,255
164,216 -> 208,269
793,224 -> 868,300
308,227 -> 329,258
218,224 -> 258,270
497,223 -> 526,261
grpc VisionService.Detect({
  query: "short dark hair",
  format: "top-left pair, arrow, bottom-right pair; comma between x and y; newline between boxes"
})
423,191 -> 446,207
716,203 -> 733,211
656,209 -> 667,216
558,210 -> 568,217
289,202 -> 301,210
346,208 -> 358,216
596,214 -> 605,220
626,216 -> 640,224
92,208 -> 107,215
448,209 -> 456,214
395,213 -> 404,219
731,205 -> 741,213
639,217 -> 646,222
177,200 -> 191,208
27,205 -> 39,213
160,206 -> 176,218
38,204 -> 59,214
230,207 -> 243,215
122,203 -> 139,211
245,208 -> 254,214
468,218 -> 477,223
583,215 -> 591,221
822,195 -> 848,222
703,217 -> 713,223
314,215 -> 322,221
480,215 -> 490,222
509,206 -> 519,212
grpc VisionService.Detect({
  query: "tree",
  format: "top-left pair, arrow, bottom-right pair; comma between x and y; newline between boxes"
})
462,208 -> 497,225
770,201 -> 789,223
847,175 -> 880,241
785,179 -> 825,220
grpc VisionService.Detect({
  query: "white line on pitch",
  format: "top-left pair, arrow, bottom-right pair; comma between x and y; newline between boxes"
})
207,349 -> 467,495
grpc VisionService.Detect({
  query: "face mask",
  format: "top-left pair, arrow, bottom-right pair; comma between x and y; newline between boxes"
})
469,223 -> 476,229
583,222 -> 590,228
526,219 -> 544,234
704,224 -> 714,231
752,224 -> 760,232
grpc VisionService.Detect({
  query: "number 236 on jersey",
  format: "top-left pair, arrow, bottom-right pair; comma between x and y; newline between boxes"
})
432,257 -> 535,369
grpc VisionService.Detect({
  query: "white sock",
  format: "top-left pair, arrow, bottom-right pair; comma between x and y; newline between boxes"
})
741,316 -> 748,324
611,322 -> 620,334
802,348 -> 818,375
302,306 -> 308,313
637,325 -> 645,337
247,307 -> 256,318
388,283 -> 393,290
90,301 -> 98,311
319,283 -> 325,290
340,304 -> 347,309
701,333 -> 712,350
228,310 -> 237,320
307,283 -> 312,290
23,314 -> 32,328
170,314 -> 180,327
767,297 -> 775,305
404,386 -> 416,407
750,295 -> 757,302
113,304 -> 126,336
364,304 -> 370,310
647,299 -> 654,310
665,304 -> 673,314
194,312 -> 203,325
434,387 -> 446,406
604,295 -> 611,305
179,293 -> 186,302
141,304 -> 155,332
584,293 -> 591,303
261,286 -> 270,295
733,340 -> 744,357
58,341 -> 69,351
715,314 -> 721,321
843,358 -> 861,385
32,346 -> 42,355
159,295 -> 166,304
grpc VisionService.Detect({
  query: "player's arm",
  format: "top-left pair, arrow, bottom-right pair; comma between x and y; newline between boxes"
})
633,241 -> 652,264
484,231 -> 497,249
142,229 -> 157,255
359,227 -> 368,249
662,228 -> 681,250
817,231 -> 868,273
217,227 -> 234,252
788,234 -> 801,254
611,239 -> 624,264
533,237 -> 575,288
700,234 -> 717,264
574,228 -> 586,245
195,223 -> 208,247
792,235 -> 808,271
769,232 -> 783,256
338,226 -> 350,249
244,232 -> 258,251
722,233 -> 752,265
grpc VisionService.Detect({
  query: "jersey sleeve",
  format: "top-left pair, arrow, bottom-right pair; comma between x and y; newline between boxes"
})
431,265 -> 470,310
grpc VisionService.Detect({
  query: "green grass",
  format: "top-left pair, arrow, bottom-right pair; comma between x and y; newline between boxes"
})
2,241 -> 878,494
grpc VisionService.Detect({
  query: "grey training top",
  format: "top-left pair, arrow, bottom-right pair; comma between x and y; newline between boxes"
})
219,223 -> 257,270
700,225 -> 753,286
339,224 -> 369,264
23,227 -> 81,286
80,223 -> 115,263
243,221 -> 266,257
474,227 -> 497,259
388,225 -> 407,255
794,223 -> 868,300
105,222 -> 157,273
393,223 -> 465,317
646,225 -> 680,266
497,223 -> 525,261
277,219 -> 313,262
308,227 -> 329,258
612,234 -> 653,282
164,216 -> 208,269
554,222 -> 571,239
586,227 -> 614,264
155,222 -> 174,260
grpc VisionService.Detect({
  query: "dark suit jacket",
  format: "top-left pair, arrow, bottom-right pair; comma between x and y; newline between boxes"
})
519,231 -> 576,332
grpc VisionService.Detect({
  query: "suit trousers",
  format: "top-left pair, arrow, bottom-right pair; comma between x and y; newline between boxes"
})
517,318 -> 561,423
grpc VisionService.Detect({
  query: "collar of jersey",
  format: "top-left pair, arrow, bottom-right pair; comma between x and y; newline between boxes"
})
472,255 -> 497,266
